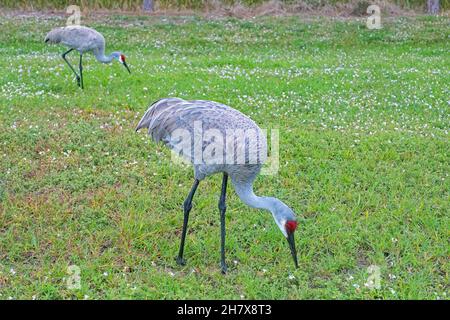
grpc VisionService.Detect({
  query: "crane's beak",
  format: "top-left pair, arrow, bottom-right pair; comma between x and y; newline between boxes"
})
286,232 -> 298,268
122,61 -> 131,74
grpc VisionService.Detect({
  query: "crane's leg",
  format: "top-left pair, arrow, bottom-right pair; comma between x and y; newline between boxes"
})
176,179 -> 200,266
61,48 -> 81,87
219,173 -> 228,274
79,53 -> 84,89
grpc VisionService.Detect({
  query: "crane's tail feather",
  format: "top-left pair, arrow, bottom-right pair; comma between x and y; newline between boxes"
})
135,98 -> 185,134
135,99 -> 162,132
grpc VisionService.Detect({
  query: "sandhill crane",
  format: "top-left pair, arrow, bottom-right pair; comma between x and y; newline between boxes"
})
136,98 -> 299,273
44,26 -> 131,89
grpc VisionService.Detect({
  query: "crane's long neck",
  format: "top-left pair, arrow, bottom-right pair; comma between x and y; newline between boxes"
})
232,181 -> 282,213
233,179 -> 296,238
93,47 -> 115,64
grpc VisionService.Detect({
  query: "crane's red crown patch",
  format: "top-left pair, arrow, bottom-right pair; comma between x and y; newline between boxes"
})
120,54 -> 126,62
285,220 -> 298,233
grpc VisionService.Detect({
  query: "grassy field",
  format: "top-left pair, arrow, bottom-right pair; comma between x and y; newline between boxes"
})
3,0 -> 449,11
0,13 -> 448,300
0,0 -> 450,12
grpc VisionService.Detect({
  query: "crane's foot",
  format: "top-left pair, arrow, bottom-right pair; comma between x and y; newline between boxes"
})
176,256 -> 186,266
221,262 -> 227,274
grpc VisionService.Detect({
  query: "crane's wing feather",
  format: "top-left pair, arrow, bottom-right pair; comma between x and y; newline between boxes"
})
135,98 -> 268,165
45,26 -> 105,52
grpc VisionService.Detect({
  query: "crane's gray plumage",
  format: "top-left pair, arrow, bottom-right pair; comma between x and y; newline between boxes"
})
136,98 -> 299,272
45,26 -> 105,55
135,97 -> 266,181
45,26 -> 130,88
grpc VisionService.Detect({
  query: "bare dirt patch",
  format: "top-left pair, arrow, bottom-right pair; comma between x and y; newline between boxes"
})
0,0 -> 419,20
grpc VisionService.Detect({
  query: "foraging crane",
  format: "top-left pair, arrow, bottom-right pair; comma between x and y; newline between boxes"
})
136,98 -> 299,273
44,26 -> 131,89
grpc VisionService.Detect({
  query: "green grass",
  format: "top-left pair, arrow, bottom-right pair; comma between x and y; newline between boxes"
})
0,13 -> 449,300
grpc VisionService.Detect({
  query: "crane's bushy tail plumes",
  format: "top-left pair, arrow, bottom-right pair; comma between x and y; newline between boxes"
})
135,98 -> 180,132
135,98 -> 186,142
44,28 -> 64,44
